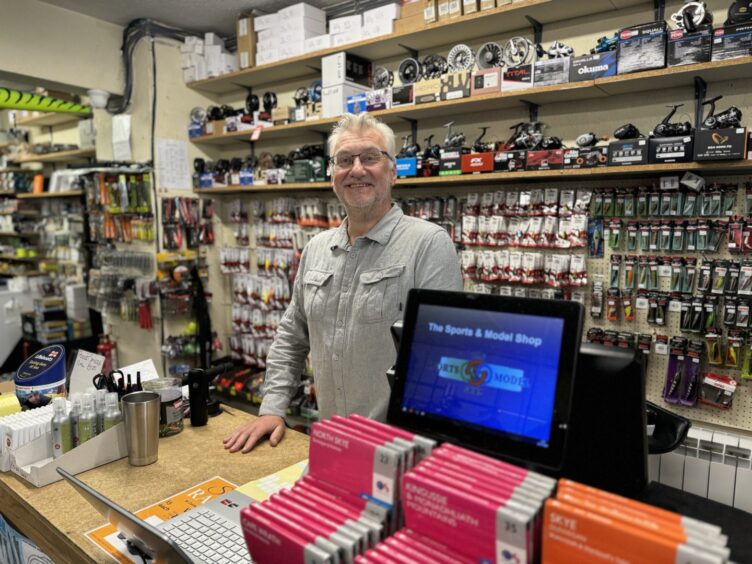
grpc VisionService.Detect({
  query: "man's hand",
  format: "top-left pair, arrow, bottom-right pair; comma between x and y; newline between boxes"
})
223,415 -> 286,453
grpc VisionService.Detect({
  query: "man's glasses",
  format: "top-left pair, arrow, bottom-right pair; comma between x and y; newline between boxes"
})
330,150 -> 393,169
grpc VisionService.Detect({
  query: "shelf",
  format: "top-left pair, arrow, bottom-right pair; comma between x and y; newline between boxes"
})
17,191 -> 83,199
187,0 -> 647,94
15,112 -> 84,128
0,255 -> 51,263
0,191 -> 15,197
191,56 -> 752,148
0,231 -> 39,237
0,270 -> 42,277
15,147 -> 95,164
194,161 -> 752,195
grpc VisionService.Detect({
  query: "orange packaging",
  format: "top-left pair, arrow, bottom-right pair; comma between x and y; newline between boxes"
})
32,173 -> 44,194
542,499 -> 720,564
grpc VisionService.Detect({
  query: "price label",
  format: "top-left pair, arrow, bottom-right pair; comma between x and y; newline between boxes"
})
654,342 -> 669,355
669,300 -> 683,313
251,126 -> 263,141
635,297 -> 649,310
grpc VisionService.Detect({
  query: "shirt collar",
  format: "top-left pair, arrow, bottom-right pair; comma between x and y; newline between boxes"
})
331,204 -> 403,250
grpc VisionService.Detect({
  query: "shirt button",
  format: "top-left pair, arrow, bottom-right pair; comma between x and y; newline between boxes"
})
333,354 -> 339,361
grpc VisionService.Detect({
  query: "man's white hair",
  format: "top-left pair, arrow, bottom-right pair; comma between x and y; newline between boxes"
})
328,113 -> 396,159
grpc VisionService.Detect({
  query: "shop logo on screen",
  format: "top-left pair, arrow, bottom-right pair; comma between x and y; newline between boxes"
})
437,357 -> 529,392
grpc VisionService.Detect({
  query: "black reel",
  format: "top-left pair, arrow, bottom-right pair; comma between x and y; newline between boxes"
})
308,80 -> 323,103
421,54 -> 448,80
652,104 -> 693,137
671,2 -> 712,32
701,95 -> 743,129
614,123 -> 642,140
272,153 -> 288,168
472,127 -> 492,153
423,135 -> 442,160
397,135 -> 421,158
726,1 -> 752,25
207,105 -> 223,121
373,66 -> 394,89
263,92 -> 278,113
245,93 -> 260,114
442,121 -> 466,149
398,58 -> 421,85
540,136 -> 563,150
229,158 -> 243,172
293,87 -> 309,107
193,158 -> 206,173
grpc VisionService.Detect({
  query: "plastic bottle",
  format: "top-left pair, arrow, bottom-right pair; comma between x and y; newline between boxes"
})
69,393 -> 82,447
78,394 -> 97,444
103,393 -> 122,431
51,397 -> 72,458
95,389 -> 107,434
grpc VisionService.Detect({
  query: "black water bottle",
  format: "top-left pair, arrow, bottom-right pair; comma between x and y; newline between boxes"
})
188,369 -> 208,426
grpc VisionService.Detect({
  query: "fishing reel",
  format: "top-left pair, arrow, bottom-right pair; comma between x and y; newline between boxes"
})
576,132 -> 608,148
373,66 -> 394,89
591,32 -> 618,54
670,2 -> 712,32
245,93 -> 260,114
701,95 -> 743,129
262,92 -> 278,113
421,54 -> 448,79
512,122 -> 546,151
189,107 -> 207,124
308,81 -> 322,103
476,42 -> 504,69
293,87 -> 309,108
472,127 -> 493,153
447,44 -> 475,72
397,58 -> 421,85
503,37 -> 536,67
540,40 -> 574,59
422,134 -> 442,177
726,0 -> 752,25
652,104 -> 693,137
442,121 -> 467,150
397,135 -> 421,158
614,123 -> 642,140
422,135 -> 442,160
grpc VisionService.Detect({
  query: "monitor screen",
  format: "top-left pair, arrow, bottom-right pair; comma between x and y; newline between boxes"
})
388,289 -> 583,470
401,304 -> 564,448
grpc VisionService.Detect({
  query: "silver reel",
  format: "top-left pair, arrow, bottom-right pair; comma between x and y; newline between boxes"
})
503,37 -> 536,67
447,44 -> 475,72
476,42 -> 504,69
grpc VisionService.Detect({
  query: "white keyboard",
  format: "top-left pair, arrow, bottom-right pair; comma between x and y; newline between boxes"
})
161,508 -> 252,564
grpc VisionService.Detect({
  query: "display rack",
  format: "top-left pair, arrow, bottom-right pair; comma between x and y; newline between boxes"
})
17,191 -> 84,199
15,112 -> 83,128
15,148 -> 95,164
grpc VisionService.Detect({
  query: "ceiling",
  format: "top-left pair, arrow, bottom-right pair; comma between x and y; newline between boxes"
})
36,0 -> 346,36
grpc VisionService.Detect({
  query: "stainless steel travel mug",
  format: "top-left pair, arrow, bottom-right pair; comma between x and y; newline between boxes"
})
121,391 -> 160,466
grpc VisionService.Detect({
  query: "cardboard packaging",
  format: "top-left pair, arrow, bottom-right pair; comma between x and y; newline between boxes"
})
424,0 -> 438,23
668,27 -> 712,67
271,107 -> 290,125
471,68 -> 502,95
463,0 -> 479,14
711,23 -> 752,61
332,28 -> 364,47
254,13 -> 279,31
526,149 -> 564,170
439,149 -> 464,175
415,78 -> 442,104
495,150 -> 527,171
204,32 -> 224,48
362,20 -> 395,39
329,14 -> 362,35
617,21 -> 667,74
78,120 -> 96,149
236,15 -> 257,69
563,147 -> 608,169
345,92 -> 368,114
305,34 -> 331,52
447,0 -> 463,18
256,50 -> 278,66
396,13 -> 425,34
694,127 -> 748,160
278,42 -> 305,60
480,0 -> 498,10
321,52 -> 372,88
322,83 -> 370,117
461,152 -> 494,173
367,88 -> 392,111
534,57 -> 571,87
363,3 -> 401,26
396,158 -> 419,177
503,65 -> 534,91
391,85 -> 414,107
279,2 -> 326,22
608,138 -> 649,166
649,135 -> 695,163
440,71 -> 471,100
569,52 -> 617,82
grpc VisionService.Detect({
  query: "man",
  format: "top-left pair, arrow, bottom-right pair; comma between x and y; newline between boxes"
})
223,113 -> 463,453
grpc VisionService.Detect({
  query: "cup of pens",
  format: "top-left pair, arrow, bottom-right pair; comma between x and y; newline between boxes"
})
121,391 -> 160,466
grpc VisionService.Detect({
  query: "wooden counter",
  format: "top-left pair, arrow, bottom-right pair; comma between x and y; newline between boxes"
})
0,406 -> 309,563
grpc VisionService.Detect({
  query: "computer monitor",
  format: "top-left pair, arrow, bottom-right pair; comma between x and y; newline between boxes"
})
387,289 -> 584,471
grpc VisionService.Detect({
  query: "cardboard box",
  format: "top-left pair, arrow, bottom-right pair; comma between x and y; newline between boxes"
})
439,70 -> 471,100
391,85 -> 414,106
526,149 -> 564,170
608,138 -> 649,166
424,0 -> 438,23
346,92 -> 368,114
694,127 -> 748,160
447,0 -> 463,18
563,147 -> 608,168
256,50 -> 278,66
668,27 -> 712,67
364,3 -> 400,25
204,32 -> 224,48
305,34 -> 332,52
648,135 -> 694,163
437,0 -> 450,21
471,68 -> 501,95
332,29 -> 364,47
502,64 -> 534,91
396,158 -> 419,177
401,1 -> 423,18
395,13 -> 424,34
279,2 -> 326,22
415,78 -> 442,103
322,83 -> 370,117
280,17 -> 327,35
236,16 -> 257,69
254,13 -> 279,31
280,28 -> 322,43
322,52 -> 372,87
362,20 -> 395,39
367,88 -> 391,111
78,120 -> 96,149
279,42 -> 305,60
569,52 -> 617,81
439,149 -> 463,175
617,21 -> 667,74
461,152 -> 494,173
534,57 -> 571,87
711,23 -> 752,61
256,28 -> 276,43
463,0 -> 479,14
494,150 -> 526,171
330,14 -> 362,35
480,0 -> 497,10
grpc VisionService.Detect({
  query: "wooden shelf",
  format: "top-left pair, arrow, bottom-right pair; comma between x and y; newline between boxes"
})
194,161 -> 752,195
187,0 -> 647,94
0,270 -> 42,277
0,231 -> 39,237
0,255 -> 53,263
192,56 -> 752,148
17,191 -> 83,199
15,112 -> 85,128
0,191 -> 15,197
16,148 -> 95,164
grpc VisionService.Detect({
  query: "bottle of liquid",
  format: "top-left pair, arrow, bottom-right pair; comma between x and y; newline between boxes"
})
125,373 -> 133,394
95,389 -> 107,434
134,372 -> 142,392
69,393 -> 82,447
78,394 -> 97,444
51,398 -> 72,458
103,393 -> 122,430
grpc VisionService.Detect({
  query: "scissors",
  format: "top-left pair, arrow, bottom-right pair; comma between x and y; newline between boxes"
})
92,370 -> 121,393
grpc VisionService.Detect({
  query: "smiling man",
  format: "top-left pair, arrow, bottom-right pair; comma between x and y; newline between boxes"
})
224,113 -> 463,453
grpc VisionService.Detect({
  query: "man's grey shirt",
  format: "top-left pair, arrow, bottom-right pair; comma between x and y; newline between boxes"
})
258,204 -> 463,421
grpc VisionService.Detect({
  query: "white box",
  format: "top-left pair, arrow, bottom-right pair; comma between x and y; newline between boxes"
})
363,3 -> 400,26
180,38 -> 193,54
279,42 -> 305,60
322,83 -> 370,118
658,452 -> 685,489
256,50 -> 279,66
77,120 -> 96,150
257,37 -> 279,52
708,461 -> 736,506
332,28 -> 363,47
280,28 -> 322,45
321,51 -> 371,88
279,3 -> 326,22
279,17 -> 327,35
254,13 -> 279,30
223,53 -> 239,73
648,454 -> 660,483
682,455 -> 710,497
257,28 -> 277,43
182,67 -> 197,83
362,20 -> 394,39
204,32 -> 224,48
192,39 -> 204,56
65,284 -> 88,320
205,45 -> 223,77
195,57 -> 208,80
734,466 -> 752,512
305,34 -> 332,52
329,15 -> 362,35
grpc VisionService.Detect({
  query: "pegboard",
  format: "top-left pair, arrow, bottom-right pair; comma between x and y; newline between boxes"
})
208,171 -> 752,435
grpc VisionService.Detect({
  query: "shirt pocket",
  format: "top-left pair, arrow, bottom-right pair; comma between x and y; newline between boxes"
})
357,264 -> 405,324
303,269 -> 334,321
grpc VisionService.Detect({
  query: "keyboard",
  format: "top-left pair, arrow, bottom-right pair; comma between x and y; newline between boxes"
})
161,507 -> 252,564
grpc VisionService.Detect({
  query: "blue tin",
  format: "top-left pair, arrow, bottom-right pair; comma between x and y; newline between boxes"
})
15,345 -> 66,409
